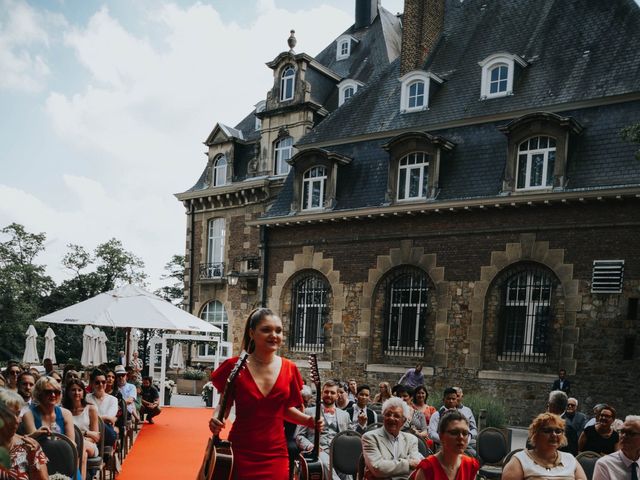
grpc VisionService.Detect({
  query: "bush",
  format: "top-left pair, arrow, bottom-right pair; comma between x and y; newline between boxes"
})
182,368 -> 206,380
463,393 -> 507,429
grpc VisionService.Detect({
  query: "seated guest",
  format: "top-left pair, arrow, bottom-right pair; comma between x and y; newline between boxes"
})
63,379 -> 100,480
115,365 -> 137,419
393,385 -> 427,439
412,386 -> 436,426
22,377 -> 74,439
593,415 -> 640,480
3,363 -> 22,392
502,412 -> 586,480
335,382 -> 354,410
296,380 -> 352,480
373,382 -> 392,404
0,389 -> 48,480
86,370 -> 118,447
346,385 -> 377,433
300,385 -> 314,408
104,369 -> 116,395
43,358 -> 54,376
347,379 -> 358,403
362,397 -> 423,479
585,403 -> 606,429
17,372 -> 36,405
578,404 -> 619,455
562,397 -> 588,455
411,410 -> 479,480
140,376 -> 161,424
428,387 -> 477,454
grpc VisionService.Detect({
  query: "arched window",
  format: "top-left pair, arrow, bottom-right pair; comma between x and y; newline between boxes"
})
290,272 -> 329,352
516,136 -> 556,190
497,264 -> 558,362
408,80 -> 425,109
343,86 -> 355,101
274,136 -> 293,175
383,267 -> 429,356
281,66 -> 295,101
213,155 -> 227,187
302,166 -> 327,211
202,218 -> 225,279
397,152 -> 429,201
489,64 -> 509,95
200,300 -> 229,357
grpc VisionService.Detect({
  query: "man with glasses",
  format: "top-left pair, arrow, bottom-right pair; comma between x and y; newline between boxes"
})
114,365 -> 137,415
361,397 -> 423,479
562,397 -> 587,455
593,415 -> 640,480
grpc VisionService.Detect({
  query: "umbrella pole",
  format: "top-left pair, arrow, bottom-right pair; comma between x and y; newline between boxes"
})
125,328 -> 131,367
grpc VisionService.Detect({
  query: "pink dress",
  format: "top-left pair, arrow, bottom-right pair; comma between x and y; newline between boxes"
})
210,356 -> 303,480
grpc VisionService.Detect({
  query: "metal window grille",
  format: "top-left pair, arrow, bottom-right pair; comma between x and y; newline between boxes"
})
383,267 -> 428,357
199,262 -> 225,279
591,260 -> 624,294
290,273 -> 329,352
497,265 -> 557,363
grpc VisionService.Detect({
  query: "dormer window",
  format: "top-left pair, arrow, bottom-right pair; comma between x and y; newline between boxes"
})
213,155 -> 227,187
479,53 -> 527,99
274,136 -> 293,176
302,166 -> 327,211
338,79 -> 363,106
398,152 -> 429,201
399,71 -> 443,113
281,66 -> 295,101
254,100 -> 265,131
516,136 -> 556,190
335,34 -> 357,60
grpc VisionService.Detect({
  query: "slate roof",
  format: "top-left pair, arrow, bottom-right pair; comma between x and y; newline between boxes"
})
300,0 -> 640,146
264,101 -> 640,218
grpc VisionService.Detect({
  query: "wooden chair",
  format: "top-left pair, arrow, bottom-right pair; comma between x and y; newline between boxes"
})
37,432 -> 78,478
576,451 -> 602,480
476,427 -> 510,479
87,417 -> 105,479
329,430 -> 362,477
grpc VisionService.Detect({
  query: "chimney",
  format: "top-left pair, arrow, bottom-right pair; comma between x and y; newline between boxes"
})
400,0 -> 445,76
355,0 -> 379,30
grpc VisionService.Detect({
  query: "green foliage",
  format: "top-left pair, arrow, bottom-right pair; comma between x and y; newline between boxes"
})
621,123 -> 640,160
463,393 -> 507,429
154,254 -> 185,305
182,368 -> 206,380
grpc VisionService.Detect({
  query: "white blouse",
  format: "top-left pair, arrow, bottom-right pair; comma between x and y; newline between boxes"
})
514,450 -> 577,479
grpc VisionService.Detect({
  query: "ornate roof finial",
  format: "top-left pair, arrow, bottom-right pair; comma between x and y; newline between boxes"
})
287,29 -> 296,53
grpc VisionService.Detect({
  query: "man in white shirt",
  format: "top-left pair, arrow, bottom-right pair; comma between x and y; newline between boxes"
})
115,365 -> 137,415
593,415 -> 640,480
361,397 -> 423,479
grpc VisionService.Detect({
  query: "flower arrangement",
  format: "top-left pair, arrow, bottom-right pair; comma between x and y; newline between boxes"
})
202,381 -> 214,405
164,379 -> 176,391
49,474 -> 72,480
182,368 -> 206,380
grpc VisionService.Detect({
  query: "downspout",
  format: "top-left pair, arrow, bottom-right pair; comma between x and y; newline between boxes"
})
260,225 -> 269,307
188,201 -> 195,314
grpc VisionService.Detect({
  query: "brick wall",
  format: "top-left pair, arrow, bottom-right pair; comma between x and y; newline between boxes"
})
400,0 -> 445,76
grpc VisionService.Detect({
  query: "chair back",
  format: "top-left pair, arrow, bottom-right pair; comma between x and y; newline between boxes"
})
329,430 -> 362,475
357,454 -> 366,480
96,416 -> 106,456
73,425 -> 84,463
365,422 -> 383,432
576,451 -> 601,480
477,427 -> 509,465
502,448 -> 523,466
369,403 -> 382,415
37,432 -> 78,477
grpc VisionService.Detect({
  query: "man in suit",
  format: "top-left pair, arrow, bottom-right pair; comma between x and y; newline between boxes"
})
562,397 -> 588,455
552,368 -> 571,395
296,380 -> 353,480
346,384 -> 377,433
362,397 -> 423,479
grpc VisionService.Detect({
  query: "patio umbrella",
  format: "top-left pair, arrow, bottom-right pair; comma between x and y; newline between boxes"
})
95,329 -> 108,365
43,327 -> 57,364
91,328 -> 101,365
169,342 -> 185,370
128,328 -> 140,359
22,325 -> 39,364
81,325 -> 96,367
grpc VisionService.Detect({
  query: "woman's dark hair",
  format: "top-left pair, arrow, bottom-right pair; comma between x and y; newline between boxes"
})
392,384 -> 411,397
412,385 -> 429,403
62,378 -> 87,409
241,308 -> 277,353
438,409 -> 468,435
90,369 -> 105,382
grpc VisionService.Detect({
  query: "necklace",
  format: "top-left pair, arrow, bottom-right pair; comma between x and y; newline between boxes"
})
528,449 -> 560,470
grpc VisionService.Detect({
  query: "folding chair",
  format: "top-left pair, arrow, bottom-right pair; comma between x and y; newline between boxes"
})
37,432 -> 78,478
329,430 -> 362,477
576,451 -> 601,480
476,427 -> 510,479
87,417 -> 105,479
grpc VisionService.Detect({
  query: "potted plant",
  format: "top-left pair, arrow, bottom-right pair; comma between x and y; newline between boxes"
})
163,379 -> 175,405
202,381 -> 214,407
177,368 -> 207,394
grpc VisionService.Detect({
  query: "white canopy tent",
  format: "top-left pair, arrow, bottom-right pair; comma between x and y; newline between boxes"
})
43,327 -> 57,364
22,325 -> 39,364
37,284 -> 222,371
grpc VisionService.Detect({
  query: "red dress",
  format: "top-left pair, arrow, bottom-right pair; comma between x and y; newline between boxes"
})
410,455 -> 479,480
210,356 -> 303,480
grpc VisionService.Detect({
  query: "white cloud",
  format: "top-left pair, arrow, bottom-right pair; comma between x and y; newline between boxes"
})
0,0 -> 65,92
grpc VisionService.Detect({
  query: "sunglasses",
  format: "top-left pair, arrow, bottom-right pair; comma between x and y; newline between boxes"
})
446,429 -> 470,437
541,427 -> 564,435
43,389 -> 61,396
567,403 -> 577,407
8,370 -> 20,375
94,380 -> 106,385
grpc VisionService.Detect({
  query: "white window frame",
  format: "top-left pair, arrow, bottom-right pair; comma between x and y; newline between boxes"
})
274,136 -> 293,176
302,166 -> 327,211
337,79 -> 363,106
254,100 -> 265,131
336,34 -> 356,60
213,155 -> 227,187
479,53 -> 527,99
515,136 -> 556,191
199,300 -> 229,358
397,152 -> 429,201
206,218 -> 225,272
385,271 -> 428,355
281,66 -> 295,101
399,71 -> 442,113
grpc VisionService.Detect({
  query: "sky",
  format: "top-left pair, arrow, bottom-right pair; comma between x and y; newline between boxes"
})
0,0 -> 405,290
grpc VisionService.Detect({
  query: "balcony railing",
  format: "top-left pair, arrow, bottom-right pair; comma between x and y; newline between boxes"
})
199,262 -> 225,280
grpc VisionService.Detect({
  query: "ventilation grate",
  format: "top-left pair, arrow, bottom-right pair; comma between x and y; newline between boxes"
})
591,260 -> 624,294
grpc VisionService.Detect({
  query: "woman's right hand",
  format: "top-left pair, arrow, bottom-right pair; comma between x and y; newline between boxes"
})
208,417 -> 224,435
28,426 -> 50,438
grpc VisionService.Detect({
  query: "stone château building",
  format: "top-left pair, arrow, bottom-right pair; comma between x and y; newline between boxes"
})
177,0 -> 640,424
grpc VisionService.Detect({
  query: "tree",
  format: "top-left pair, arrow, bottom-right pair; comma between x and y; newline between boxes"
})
0,223 -> 54,360
155,254 -> 185,305
621,123 -> 640,160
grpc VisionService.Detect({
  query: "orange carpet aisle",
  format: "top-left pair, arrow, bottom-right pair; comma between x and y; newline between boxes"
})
118,407 -> 230,480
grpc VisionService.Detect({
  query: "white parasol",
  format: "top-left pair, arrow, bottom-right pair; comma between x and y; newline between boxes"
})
43,327 -> 57,364
22,325 -> 40,364
81,325 -> 96,367
97,329 -> 108,365
128,328 -> 140,360
169,342 -> 185,370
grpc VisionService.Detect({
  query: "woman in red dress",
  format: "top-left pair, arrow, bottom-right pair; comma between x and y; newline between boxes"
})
208,308 -> 323,480
410,410 -> 479,480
